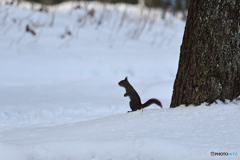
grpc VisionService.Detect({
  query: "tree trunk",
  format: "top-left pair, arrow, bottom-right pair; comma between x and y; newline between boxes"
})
170,0 -> 240,108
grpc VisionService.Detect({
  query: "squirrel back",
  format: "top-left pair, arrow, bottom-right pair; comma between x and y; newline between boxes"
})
118,77 -> 162,112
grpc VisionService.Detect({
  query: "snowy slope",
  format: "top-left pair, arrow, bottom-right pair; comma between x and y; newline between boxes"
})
1,104 -> 240,160
0,2 -> 239,160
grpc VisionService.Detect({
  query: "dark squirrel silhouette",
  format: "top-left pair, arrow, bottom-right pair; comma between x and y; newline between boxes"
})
118,77 -> 162,112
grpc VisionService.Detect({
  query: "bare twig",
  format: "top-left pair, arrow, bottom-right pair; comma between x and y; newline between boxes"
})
26,24 -> 36,36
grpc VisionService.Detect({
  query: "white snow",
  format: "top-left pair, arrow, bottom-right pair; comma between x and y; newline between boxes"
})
0,2 -> 239,160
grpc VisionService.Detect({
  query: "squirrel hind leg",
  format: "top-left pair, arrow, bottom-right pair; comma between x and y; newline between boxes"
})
128,108 -> 137,113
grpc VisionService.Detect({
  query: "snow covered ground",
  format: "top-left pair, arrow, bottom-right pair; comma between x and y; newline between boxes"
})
0,2 -> 239,160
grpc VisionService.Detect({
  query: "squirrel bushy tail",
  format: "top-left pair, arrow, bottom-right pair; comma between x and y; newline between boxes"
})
142,98 -> 163,108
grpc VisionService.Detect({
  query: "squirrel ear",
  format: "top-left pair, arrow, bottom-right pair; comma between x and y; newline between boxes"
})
125,76 -> 128,80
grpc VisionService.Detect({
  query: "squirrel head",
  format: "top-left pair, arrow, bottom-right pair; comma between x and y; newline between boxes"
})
118,77 -> 128,87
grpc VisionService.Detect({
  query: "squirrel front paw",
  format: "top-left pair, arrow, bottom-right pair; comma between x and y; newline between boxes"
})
124,93 -> 128,97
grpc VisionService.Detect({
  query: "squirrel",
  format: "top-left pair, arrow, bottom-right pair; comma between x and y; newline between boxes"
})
118,77 -> 163,112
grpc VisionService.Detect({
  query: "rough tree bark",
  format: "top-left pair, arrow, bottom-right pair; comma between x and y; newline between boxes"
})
170,0 -> 240,108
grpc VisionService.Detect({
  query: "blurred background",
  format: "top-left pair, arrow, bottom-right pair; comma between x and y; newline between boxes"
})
23,0 -> 191,8
5,0 -> 191,20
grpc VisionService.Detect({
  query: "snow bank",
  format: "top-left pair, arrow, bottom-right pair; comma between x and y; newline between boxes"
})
1,104 -> 239,160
